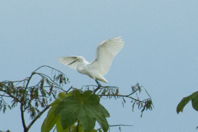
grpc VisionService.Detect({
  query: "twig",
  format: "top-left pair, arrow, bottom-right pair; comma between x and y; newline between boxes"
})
66,86 -> 74,93
0,89 -> 20,102
33,65 -> 64,74
0,65 -> 69,132
93,86 -> 101,94
20,104 -> 27,132
97,124 -> 133,131
98,94 -> 145,103
109,124 -> 133,127
26,104 -> 51,131
24,72 -> 35,91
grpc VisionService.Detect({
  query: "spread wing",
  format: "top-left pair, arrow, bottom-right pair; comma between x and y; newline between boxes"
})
90,37 -> 124,75
59,56 -> 82,70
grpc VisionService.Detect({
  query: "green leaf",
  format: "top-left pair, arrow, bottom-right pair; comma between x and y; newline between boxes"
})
42,90 -> 110,132
41,106 -> 57,132
191,92 -> 198,111
176,96 -> 191,113
78,106 -> 96,131
177,91 -> 198,113
0,82 -> 4,87
59,104 -> 79,129
56,119 -> 69,132
93,110 -> 109,132
41,92 -> 71,132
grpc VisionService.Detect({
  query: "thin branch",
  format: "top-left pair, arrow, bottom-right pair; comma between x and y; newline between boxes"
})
1,78 -> 28,84
143,87 -> 152,98
24,72 -> 35,91
93,85 -> 102,94
0,89 -> 20,102
125,90 -> 138,97
19,72 -> 35,132
98,93 -> 146,103
109,124 -> 133,127
66,86 -> 74,93
33,65 -> 64,74
35,72 -> 59,86
96,124 -> 133,131
26,104 -> 51,131
20,104 -> 27,132
33,65 -> 50,72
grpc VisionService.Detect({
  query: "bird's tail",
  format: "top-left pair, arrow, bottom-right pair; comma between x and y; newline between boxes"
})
96,75 -> 108,83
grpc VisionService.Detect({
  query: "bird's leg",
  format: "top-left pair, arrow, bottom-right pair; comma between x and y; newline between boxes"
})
93,80 -> 102,93
95,80 -> 102,87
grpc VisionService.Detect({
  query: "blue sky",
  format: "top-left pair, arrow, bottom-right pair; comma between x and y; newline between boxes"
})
1,0 -> 198,131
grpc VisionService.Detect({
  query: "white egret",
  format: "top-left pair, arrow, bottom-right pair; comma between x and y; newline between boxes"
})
59,37 -> 124,85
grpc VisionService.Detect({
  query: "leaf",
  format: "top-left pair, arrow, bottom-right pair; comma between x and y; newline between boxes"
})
0,82 -> 4,87
191,92 -> 198,111
176,96 -> 191,113
59,104 -> 79,129
177,91 -> 198,113
42,90 -> 110,132
77,106 -> 96,131
41,92 -> 71,132
56,119 -> 69,132
41,105 -> 57,132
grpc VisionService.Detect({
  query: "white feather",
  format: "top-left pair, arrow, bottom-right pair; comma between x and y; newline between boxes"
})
90,37 -> 124,75
59,56 -> 89,69
59,37 -> 125,83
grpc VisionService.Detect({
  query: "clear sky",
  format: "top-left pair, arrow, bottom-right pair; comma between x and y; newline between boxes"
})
1,0 -> 198,131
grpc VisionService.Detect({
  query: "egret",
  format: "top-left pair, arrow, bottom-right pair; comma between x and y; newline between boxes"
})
59,37 -> 124,85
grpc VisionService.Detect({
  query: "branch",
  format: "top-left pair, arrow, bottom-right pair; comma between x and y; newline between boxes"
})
109,124 -> 133,127
26,104 -> 51,131
0,89 -> 20,102
20,104 -> 27,132
98,93 -> 146,103
0,65 -> 69,132
34,72 -> 59,87
93,85 -> 102,94
24,72 -> 35,91
66,86 -> 74,93
96,124 -> 133,131
33,65 -> 64,74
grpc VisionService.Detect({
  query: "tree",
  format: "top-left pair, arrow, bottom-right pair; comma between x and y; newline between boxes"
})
0,66 -> 153,132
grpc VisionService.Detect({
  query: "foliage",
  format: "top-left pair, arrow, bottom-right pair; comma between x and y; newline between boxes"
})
84,83 -> 153,117
0,65 -> 68,132
42,90 -> 110,132
0,65 -> 153,132
177,91 -> 198,113
42,83 -> 153,132
0,130 -> 10,132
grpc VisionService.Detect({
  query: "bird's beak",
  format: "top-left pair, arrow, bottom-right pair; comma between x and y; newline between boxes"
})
68,59 -> 78,65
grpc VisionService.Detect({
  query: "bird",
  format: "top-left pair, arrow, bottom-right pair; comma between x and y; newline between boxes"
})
59,37 -> 124,85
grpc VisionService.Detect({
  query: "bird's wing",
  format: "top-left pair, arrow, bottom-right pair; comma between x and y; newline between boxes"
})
59,56 -> 82,70
90,37 -> 124,75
